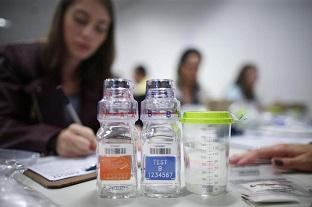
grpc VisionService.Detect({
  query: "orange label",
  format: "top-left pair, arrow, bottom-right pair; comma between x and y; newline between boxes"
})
100,156 -> 131,180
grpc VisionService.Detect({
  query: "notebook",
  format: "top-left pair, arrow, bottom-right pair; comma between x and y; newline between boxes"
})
24,155 -> 97,189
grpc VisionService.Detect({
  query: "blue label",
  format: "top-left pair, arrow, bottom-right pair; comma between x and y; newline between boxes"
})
145,156 -> 176,180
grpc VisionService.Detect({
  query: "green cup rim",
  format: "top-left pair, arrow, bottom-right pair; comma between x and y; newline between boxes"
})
181,111 -> 234,124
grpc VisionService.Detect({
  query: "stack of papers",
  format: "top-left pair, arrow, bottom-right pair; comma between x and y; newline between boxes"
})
230,166 -> 312,206
240,179 -> 300,203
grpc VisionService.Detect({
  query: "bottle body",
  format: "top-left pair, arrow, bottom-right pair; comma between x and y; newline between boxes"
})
96,121 -> 138,198
140,79 -> 181,198
96,79 -> 138,198
141,121 -> 181,197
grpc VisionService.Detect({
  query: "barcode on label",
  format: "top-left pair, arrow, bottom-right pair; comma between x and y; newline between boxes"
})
105,148 -> 126,155
150,148 -> 171,154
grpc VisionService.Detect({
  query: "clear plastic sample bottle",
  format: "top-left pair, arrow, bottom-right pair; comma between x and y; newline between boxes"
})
96,79 -> 138,198
141,79 -> 181,198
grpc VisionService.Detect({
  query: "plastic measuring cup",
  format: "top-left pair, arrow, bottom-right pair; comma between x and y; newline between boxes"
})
181,111 -> 234,195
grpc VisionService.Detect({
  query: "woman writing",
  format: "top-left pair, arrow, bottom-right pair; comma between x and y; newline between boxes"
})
0,0 -> 115,157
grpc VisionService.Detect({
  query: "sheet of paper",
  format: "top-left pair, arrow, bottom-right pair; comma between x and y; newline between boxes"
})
29,155 -> 96,181
230,165 -> 277,182
259,125 -> 312,138
230,135 -> 312,150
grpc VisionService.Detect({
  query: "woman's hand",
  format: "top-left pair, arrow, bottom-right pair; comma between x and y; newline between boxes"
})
56,123 -> 96,157
230,144 -> 312,172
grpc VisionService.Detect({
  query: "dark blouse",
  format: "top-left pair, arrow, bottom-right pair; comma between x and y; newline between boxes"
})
0,42 -> 102,153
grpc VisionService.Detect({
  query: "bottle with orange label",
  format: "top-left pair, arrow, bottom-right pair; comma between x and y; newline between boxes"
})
140,79 -> 182,197
96,79 -> 138,198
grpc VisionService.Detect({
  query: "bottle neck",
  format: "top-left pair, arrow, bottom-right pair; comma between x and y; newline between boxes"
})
141,110 -> 180,122
143,119 -> 180,123
103,88 -> 132,99
146,88 -> 175,98
99,120 -> 135,125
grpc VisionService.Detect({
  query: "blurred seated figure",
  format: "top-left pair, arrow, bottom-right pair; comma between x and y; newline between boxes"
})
176,48 -> 209,111
230,143 -> 312,172
133,65 -> 148,98
225,64 -> 262,132
226,63 -> 259,105
133,65 -> 148,128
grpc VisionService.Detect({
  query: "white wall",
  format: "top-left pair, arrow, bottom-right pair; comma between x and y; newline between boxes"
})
0,0 -> 57,43
114,0 -> 312,113
1,0 -> 312,113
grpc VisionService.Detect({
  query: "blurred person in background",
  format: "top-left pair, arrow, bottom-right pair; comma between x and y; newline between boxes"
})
226,64 -> 259,105
133,65 -> 148,128
0,0 -> 115,157
225,64 -> 262,133
176,48 -> 209,108
133,65 -> 148,98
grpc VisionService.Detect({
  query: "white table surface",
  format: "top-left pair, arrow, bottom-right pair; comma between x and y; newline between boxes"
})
16,144 -> 312,207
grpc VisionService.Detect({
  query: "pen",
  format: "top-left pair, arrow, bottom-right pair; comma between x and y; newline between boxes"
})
85,164 -> 96,171
56,85 -> 82,125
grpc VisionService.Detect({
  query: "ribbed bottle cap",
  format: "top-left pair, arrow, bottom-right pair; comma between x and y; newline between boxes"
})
104,78 -> 132,89
146,79 -> 173,89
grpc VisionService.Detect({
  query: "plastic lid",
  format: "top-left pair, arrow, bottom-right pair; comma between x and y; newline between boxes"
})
146,79 -> 173,89
104,78 -> 133,89
181,111 -> 234,124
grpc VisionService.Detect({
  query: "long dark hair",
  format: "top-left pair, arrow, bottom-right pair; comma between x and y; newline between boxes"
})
176,48 -> 201,90
41,0 -> 115,88
235,64 -> 257,100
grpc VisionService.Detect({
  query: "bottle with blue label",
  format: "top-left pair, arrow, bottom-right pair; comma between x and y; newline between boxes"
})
140,79 -> 181,198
